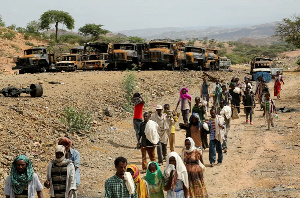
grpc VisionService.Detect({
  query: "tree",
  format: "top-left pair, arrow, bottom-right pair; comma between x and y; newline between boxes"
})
275,15 -> 300,48
128,36 -> 144,43
26,20 -> 41,34
78,23 -> 109,40
40,10 -> 74,42
7,24 -> 16,30
0,15 -> 5,27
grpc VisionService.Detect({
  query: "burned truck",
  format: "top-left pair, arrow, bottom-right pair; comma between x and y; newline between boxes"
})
109,43 -> 141,70
13,47 -> 55,74
184,46 -> 206,70
56,54 -> 83,71
204,49 -> 220,71
82,42 -> 111,70
142,41 -> 185,70
70,46 -> 84,54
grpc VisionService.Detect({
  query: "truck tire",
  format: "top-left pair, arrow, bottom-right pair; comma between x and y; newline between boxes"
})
30,84 -> 43,97
40,67 -> 47,73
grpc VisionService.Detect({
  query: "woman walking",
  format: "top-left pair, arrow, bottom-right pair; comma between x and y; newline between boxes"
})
182,138 -> 208,198
144,162 -> 164,198
176,88 -> 192,124
127,164 -> 150,198
274,71 -> 284,99
164,152 -> 189,198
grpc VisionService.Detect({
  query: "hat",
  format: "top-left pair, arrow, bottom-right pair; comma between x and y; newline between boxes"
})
156,105 -> 163,110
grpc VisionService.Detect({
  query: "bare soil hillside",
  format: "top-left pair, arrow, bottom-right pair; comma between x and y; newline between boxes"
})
0,27 -> 48,74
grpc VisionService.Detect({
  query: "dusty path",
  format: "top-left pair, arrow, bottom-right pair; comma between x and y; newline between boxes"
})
104,70 -> 300,197
0,67 -> 299,197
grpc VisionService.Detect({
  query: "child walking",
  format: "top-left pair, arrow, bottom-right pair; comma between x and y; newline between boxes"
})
263,93 -> 277,130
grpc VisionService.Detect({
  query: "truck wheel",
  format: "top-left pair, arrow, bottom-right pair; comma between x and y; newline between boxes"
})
30,84 -> 43,97
19,70 -> 25,74
40,67 -> 47,73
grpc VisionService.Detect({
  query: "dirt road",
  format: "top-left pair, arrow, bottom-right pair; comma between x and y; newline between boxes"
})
0,66 -> 299,197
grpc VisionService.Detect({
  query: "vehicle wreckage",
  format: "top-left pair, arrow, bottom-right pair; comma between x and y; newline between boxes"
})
0,84 -> 43,97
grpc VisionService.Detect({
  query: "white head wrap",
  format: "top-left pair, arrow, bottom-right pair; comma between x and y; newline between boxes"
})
165,152 -> 189,189
184,137 -> 196,153
55,145 -> 66,163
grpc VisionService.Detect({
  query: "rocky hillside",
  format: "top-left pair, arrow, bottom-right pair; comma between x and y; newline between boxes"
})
0,27 -> 48,74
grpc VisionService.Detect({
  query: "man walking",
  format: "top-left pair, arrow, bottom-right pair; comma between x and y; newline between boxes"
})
207,109 -> 225,167
138,112 -> 158,172
243,87 -> 255,125
132,93 -> 145,147
151,105 -> 173,165
218,100 -> 232,153
58,137 -> 80,187
105,157 -> 137,198
4,155 -> 44,198
45,145 -> 77,198
200,78 -> 210,108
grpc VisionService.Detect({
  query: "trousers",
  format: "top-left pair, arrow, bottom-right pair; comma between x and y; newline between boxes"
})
141,146 -> 156,170
209,139 -> 223,164
133,119 -> 142,142
181,109 -> 190,124
169,133 -> 175,152
157,142 -> 167,164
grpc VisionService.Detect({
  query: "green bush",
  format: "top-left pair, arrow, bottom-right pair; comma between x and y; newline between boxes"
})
2,30 -> 16,40
60,106 -> 93,133
296,58 -> 300,66
57,34 -> 83,44
121,71 -> 137,112
11,44 -> 20,52
7,24 -> 16,30
25,41 -> 35,46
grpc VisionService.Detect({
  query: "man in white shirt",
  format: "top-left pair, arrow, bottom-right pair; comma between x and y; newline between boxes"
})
4,155 -> 43,198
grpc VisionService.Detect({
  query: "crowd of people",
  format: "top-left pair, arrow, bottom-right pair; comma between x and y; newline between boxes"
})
4,72 -> 283,198
103,73 -> 283,198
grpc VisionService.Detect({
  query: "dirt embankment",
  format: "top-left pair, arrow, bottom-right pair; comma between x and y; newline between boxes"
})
0,66 -> 299,197
0,27 -> 48,74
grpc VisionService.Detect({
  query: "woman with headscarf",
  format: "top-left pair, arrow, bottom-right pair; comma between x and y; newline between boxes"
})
4,155 -> 44,198
45,145 -> 77,198
274,71 -> 284,99
182,138 -> 208,198
175,88 -> 192,124
58,137 -> 81,186
143,161 -> 164,198
127,164 -> 150,198
164,152 -> 189,198
180,113 -> 209,154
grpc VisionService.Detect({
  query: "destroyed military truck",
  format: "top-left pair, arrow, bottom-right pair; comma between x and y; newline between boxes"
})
142,40 -> 185,70
108,43 -> 141,70
184,46 -> 206,70
56,54 -> 83,71
204,49 -> 219,70
82,42 -> 112,70
219,57 -> 231,70
250,57 -> 283,80
13,47 -> 55,74
70,46 -> 84,54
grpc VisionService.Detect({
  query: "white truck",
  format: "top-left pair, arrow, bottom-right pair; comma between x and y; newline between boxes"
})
219,57 -> 231,70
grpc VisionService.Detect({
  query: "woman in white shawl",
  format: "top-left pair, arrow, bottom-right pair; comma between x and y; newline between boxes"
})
164,152 -> 189,198
182,138 -> 208,198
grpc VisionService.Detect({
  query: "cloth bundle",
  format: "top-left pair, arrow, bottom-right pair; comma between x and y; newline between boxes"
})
220,106 -> 232,119
145,120 -> 160,144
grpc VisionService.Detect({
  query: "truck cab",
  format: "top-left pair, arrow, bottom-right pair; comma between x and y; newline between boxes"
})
13,47 -> 55,73
184,46 -> 206,70
56,54 -> 83,71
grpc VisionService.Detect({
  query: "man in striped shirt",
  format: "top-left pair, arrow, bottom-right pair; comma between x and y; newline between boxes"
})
207,109 -> 225,167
